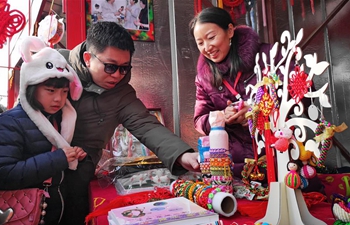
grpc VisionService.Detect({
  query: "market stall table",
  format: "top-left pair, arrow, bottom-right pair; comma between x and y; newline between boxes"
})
88,179 -> 335,225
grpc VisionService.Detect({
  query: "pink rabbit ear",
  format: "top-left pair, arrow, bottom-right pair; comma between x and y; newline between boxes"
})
68,65 -> 83,100
20,36 -> 47,63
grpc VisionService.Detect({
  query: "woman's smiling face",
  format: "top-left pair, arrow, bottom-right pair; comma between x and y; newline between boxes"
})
193,22 -> 234,63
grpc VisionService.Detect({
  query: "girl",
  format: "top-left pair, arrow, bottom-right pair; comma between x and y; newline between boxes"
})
0,36 -> 85,225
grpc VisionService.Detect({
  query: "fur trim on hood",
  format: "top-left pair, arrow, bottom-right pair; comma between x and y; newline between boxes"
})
197,25 -> 260,80
19,36 -> 83,169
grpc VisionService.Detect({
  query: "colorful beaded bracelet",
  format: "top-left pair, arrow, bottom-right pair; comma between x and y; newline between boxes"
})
209,148 -> 227,153
207,186 -> 226,211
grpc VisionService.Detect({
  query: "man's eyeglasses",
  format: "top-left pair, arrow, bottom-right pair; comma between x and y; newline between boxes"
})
91,53 -> 132,75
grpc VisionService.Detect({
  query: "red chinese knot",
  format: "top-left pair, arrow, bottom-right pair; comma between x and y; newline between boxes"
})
287,65 -> 312,104
0,0 -> 26,49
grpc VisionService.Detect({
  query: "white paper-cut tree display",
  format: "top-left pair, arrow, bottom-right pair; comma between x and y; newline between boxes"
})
244,28 -> 345,225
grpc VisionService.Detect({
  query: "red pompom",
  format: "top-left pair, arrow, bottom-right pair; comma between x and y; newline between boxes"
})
275,138 -> 289,152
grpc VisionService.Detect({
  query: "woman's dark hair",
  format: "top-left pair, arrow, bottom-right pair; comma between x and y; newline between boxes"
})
140,0 -> 147,6
189,7 -> 241,87
26,77 -> 70,111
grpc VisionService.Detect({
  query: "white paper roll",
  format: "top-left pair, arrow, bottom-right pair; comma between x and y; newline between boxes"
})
212,191 -> 237,217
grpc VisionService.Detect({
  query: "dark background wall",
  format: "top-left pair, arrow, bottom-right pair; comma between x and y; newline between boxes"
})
130,0 -> 201,150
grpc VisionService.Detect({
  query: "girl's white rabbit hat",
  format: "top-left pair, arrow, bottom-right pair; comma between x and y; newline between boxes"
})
19,36 -> 82,169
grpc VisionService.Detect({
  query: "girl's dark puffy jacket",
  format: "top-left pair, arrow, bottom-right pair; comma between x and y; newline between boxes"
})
0,103 -> 69,224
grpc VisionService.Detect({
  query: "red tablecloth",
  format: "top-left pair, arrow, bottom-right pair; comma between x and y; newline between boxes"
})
88,179 -> 335,225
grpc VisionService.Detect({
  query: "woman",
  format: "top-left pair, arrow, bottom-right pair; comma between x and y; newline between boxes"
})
0,36 -> 85,225
124,0 -> 140,30
135,0 -> 149,30
189,7 -> 274,178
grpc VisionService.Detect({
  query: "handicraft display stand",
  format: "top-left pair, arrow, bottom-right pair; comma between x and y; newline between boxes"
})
246,28 -> 336,225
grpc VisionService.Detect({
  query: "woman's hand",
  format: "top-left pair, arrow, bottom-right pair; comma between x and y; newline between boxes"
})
224,100 -> 249,126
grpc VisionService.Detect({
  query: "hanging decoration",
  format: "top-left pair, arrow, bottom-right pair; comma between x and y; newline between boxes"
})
0,0 -> 26,49
37,13 -> 65,48
217,0 -> 224,8
282,0 -> 315,20
194,0 -> 202,15
287,63 -> 313,104
37,14 -> 64,47
37,0 -> 64,47
222,0 -> 244,21
194,0 -> 246,22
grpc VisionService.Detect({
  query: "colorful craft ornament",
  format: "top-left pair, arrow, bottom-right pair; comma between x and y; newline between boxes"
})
300,164 -> 316,179
284,160 -> 301,189
332,193 -> 350,223
296,141 -> 316,182
241,156 -> 269,200
314,120 -> 348,167
269,83 -> 280,109
259,92 -> 274,117
297,141 -> 312,162
256,86 -> 265,102
299,175 -> 309,189
269,72 -> 282,89
287,64 -> 312,104
273,127 -> 293,153
245,105 -> 259,138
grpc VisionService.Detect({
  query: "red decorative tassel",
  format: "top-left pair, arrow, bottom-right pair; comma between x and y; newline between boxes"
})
301,0 -> 305,20
282,0 -> 287,11
310,0 -> 315,14
85,188 -> 174,224
195,0 -> 202,15
240,2 -> 246,15
230,7 -> 235,21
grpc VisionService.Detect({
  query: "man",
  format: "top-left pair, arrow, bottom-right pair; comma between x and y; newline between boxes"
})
58,21 -> 200,225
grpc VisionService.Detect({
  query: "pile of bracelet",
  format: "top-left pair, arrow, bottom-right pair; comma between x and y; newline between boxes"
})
200,150 -> 212,184
171,180 -> 228,211
210,148 -> 234,193
198,136 -> 212,184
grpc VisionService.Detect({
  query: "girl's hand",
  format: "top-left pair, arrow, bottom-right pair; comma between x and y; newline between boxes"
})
74,146 -> 87,161
62,147 -> 78,162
